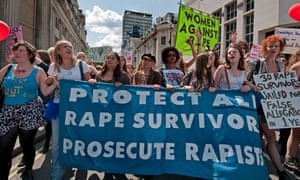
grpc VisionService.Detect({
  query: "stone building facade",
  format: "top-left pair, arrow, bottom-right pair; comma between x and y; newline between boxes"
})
131,13 -> 177,69
132,0 -> 300,69
185,0 -> 300,56
0,0 -> 87,67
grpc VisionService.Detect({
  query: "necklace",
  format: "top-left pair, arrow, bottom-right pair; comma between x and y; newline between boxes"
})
15,69 -> 26,73
15,65 -> 32,73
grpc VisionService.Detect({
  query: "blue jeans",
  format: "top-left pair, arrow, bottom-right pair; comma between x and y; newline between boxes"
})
50,117 -> 64,180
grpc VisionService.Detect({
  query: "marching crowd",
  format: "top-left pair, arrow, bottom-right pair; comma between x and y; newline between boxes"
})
0,30 -> 299,180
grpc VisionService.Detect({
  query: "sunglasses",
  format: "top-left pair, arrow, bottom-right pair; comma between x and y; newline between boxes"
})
167,53 -> 176,57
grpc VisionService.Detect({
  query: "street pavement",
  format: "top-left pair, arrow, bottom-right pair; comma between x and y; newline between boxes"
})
8,127 -> 140,180
9,141 -> 139,180
8,127 -> 300,180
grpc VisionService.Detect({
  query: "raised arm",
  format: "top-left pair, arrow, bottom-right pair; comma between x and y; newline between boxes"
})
183,30 -> 203,69
230,31 -> 237,46
195,30 -> 202,55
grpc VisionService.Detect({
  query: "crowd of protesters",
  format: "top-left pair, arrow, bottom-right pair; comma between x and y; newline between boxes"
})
0,31 -> 299,180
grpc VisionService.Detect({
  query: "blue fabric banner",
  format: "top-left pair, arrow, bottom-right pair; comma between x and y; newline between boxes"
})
59,79 -> 268,180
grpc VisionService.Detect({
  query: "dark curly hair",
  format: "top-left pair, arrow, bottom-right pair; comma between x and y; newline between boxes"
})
161,47 -> 180,64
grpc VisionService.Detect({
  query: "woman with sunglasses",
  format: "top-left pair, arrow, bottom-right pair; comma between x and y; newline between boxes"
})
160,47 -> 184,90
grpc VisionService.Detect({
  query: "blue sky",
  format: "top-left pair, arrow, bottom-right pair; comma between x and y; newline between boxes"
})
77,0 -> 181,51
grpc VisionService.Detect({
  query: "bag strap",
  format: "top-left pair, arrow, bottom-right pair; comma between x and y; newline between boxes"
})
1,65 -> 12,85
224,66 -> 231,89
186,71 -> 193,85
276,60 -> 282,72
254,60 -> 261,74
79,61 -> 84,80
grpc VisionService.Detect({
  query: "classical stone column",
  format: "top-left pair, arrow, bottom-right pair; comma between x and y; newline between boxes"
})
35,0 -> 50,49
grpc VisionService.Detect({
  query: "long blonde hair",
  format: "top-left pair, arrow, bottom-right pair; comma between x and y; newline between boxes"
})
53,40 -> 77,72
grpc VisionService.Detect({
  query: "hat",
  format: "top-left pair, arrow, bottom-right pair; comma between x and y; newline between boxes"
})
142,53 -> 156,63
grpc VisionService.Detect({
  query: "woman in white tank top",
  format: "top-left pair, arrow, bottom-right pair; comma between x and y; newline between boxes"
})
213,44 -> 251,92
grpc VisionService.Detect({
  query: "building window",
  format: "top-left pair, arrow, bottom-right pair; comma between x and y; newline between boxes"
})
161,36 -> 166,45
212,9 -> 222,42
55,37 -> 59,44
245,14 -> 254,48
212,9 -> 222,24
226,2 -> 237,21
55,17 -> 59,29
226,22 -> 236,47
246,0 -> 254,12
